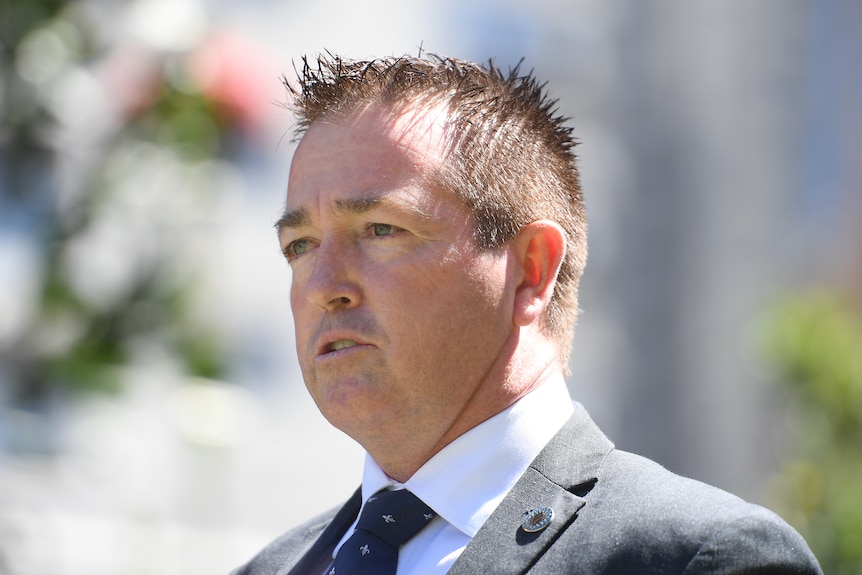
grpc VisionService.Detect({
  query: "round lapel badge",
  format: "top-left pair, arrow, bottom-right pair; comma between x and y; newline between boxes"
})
521,506 -> 554,533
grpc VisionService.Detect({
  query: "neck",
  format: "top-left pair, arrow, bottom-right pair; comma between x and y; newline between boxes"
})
367,330 -> 563,482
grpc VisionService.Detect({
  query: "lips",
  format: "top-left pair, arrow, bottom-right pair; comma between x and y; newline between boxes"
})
329,339 -> 358,352
315,333 -> 372,358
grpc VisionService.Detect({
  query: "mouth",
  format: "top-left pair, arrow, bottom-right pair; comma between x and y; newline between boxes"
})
316,337 -> 366,358
313,325 -> 377,359
329,339 -> 358,352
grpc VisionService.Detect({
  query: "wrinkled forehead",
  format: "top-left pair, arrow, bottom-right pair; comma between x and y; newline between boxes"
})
283,101 -> 463,223
293,101 -> 453,172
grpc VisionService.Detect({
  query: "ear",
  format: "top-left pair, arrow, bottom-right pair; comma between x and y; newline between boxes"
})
511,220 -> 566,327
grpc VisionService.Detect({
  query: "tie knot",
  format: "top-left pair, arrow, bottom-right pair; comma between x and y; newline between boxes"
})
357,489 -> 436,547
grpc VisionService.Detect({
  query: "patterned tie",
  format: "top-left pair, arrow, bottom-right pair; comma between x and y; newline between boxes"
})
327,489 -> 436,575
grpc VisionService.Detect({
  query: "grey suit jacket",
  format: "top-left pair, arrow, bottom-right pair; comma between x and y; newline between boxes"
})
232,403 -> 822,574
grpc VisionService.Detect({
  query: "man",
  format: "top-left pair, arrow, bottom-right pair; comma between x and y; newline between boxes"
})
233,53 -> 821,574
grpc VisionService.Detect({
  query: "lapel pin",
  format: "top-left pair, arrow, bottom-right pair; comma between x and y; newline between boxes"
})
521,506 -> 554,533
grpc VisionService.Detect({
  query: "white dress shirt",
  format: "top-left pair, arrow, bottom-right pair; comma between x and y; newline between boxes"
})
329,375 -> 575,575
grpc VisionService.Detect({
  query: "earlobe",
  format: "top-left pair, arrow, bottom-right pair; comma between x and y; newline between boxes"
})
512,221 -> 566,327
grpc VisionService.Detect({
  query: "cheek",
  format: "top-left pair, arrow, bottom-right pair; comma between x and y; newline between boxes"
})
421,243 -> 506,293
385,252 -> 511,339
288,277 -> 317,358
289,266 -> 314,313
289,287 -> 304,331
447,252 -> 510,309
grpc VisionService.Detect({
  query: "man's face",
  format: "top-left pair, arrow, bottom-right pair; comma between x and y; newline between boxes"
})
279,105 -> 517,461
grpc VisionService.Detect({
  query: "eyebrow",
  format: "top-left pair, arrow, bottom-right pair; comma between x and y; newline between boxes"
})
274,207 -> 310,233
333,196 -> 382,216
274,196 -> 384,235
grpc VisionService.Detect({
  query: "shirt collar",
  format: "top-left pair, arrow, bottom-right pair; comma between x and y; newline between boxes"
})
360,375 -> 574,537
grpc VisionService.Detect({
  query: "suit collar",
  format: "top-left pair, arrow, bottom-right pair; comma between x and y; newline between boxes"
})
284,488 -> 362,575
531,402 -> 615,489
448,403 -> 614,575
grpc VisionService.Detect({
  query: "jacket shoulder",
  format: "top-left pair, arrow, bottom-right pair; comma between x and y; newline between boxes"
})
580,449 -> 822,574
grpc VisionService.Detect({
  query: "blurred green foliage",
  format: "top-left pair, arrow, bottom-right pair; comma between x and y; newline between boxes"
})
137,82 -> 226,161
762,292 -> 862,574
1,0 -> 229,410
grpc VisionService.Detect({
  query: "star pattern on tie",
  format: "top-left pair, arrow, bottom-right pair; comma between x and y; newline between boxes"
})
328,489 -> 436,575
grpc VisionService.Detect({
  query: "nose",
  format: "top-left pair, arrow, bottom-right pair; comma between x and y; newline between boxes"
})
303,239 -> 361,311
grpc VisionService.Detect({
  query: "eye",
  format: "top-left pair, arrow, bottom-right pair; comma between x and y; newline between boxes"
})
369,223 -> 400,237
284,238 -> 311,260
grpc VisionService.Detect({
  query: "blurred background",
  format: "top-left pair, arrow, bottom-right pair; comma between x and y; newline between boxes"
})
1,0 -> 860,573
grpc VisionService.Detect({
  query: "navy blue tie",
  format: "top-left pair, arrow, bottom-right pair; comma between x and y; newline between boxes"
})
327,489 -> 436,575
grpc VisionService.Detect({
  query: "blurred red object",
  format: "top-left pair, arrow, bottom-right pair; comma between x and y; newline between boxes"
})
189,31 -> 279,135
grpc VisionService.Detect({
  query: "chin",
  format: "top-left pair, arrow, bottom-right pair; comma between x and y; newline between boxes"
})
323,400 -> 399,438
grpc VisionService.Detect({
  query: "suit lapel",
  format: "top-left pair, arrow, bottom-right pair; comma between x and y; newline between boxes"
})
447,466 -> 587,575
448,403 -> 614,575
284,488 -> 362,575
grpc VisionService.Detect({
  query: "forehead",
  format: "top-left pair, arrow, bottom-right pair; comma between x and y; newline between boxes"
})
287,104 -> 450,200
